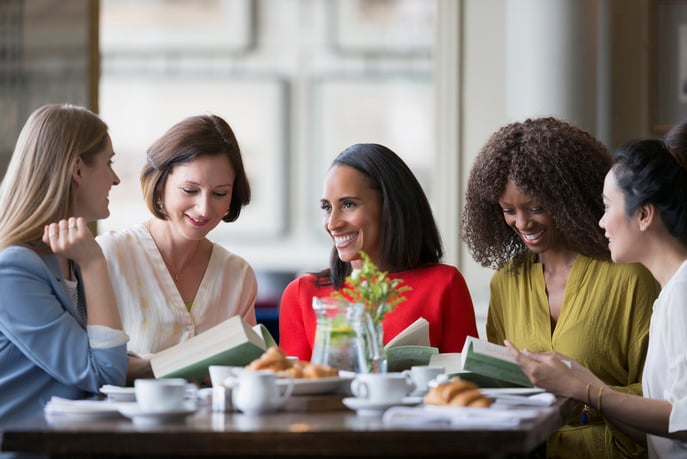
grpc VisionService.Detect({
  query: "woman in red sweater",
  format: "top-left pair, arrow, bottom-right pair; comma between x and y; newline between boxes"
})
278,143 -> 478,360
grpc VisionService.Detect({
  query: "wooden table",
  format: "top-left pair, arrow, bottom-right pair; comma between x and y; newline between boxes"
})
1,397 -> 577,458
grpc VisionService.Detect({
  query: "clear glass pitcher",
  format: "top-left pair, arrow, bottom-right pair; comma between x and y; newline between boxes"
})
310,296 -> 385,373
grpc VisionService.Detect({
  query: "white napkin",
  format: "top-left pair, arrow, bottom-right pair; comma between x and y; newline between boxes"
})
484,391 -> 557,407
44,396 -> 124,416
382,404 -> 551,429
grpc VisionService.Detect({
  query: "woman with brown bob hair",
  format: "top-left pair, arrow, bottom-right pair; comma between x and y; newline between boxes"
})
462,117 -> 658,458
97,114 -> 257,379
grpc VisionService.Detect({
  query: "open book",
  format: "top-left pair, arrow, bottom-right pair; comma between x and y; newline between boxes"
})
427,336 -> 533,388
384,317 -> 438,372
150,316 -> 276,381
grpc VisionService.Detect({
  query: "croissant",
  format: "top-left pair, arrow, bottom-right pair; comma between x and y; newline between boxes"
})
424,377 -> 493,408
245,346 -> 339,379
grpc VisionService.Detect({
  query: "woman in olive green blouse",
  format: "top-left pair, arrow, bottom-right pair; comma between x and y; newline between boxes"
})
462,117 -> 658,459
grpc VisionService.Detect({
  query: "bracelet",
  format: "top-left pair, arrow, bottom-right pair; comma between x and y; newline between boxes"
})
597,386 -> 605,414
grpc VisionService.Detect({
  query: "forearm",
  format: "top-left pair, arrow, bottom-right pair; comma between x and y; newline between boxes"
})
79,256 -> 122,329
126,356 -> 153,385
590,385 -> 681,439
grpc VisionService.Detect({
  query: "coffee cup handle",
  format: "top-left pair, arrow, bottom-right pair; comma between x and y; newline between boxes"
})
278,375 -> 294,402
351,380 -> 369,399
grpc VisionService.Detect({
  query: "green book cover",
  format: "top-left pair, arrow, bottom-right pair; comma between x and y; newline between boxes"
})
151,316 -> 268,381
460,337 -> 533,388
386,345 -> 438,372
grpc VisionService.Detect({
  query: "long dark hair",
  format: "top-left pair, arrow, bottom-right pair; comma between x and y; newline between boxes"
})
315,143 -> 443,288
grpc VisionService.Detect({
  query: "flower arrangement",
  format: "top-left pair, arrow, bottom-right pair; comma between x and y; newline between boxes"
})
333,251 -> 412,324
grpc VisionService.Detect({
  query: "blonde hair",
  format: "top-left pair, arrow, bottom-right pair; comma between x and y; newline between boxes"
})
0,104 -> 109,251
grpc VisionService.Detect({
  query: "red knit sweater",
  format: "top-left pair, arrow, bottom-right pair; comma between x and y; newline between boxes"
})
278,264 -> 479,360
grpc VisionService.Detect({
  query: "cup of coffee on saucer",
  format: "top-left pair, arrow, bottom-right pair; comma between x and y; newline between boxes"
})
344,372 -> 418,416
118,379 -> 198,425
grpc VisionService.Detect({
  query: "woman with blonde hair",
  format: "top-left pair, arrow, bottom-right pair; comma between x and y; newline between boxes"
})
0,104 -> 128,428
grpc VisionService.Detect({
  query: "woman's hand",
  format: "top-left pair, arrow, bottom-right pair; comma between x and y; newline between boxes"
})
44,216 -> 122,329
504,340 -> 606,401
42,217 -> 103,267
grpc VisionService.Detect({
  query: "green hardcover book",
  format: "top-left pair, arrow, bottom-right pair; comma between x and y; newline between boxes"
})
150,316 -> 269,381
383,317 -> 435,371
385,345 -> 438,372
459,336 -> 533,388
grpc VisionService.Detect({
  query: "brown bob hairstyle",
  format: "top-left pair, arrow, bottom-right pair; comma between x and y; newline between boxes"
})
140,114 -> 251,222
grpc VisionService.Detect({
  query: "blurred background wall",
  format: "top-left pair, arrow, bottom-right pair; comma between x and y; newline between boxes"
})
0,0 -> 667,337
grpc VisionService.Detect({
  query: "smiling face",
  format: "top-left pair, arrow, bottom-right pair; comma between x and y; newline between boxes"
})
320,164 -> 382,268
72,136 -> 120,221
498,178 -> 563,255
599,169 -> 639,263
161,154 -> 235,240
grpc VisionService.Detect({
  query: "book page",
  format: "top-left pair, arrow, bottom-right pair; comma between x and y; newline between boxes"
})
459,336 -> 532,388
466,337 -> 517,363
428,353 -> 462,373
384,317 -> 430,350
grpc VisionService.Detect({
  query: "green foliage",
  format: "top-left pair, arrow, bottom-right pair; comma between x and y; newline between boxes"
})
332,251 -> 412,323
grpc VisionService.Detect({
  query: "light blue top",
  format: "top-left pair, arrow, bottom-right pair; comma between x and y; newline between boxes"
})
0,245 -> 128,430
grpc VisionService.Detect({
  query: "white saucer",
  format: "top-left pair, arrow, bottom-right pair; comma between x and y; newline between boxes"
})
342,396 -> 422,417
118,402 -> 197,425
100,385 -> 136,402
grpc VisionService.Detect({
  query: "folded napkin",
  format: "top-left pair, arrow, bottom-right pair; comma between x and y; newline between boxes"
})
44,396 -> 124,417
382,404 -> 551,429
482,391 -> 557,407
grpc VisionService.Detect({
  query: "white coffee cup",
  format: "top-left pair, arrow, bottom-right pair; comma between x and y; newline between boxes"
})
350,373 -> 414,404
134,378 -> 190,412
232,369 -> 294,415
403,365 -> 445,392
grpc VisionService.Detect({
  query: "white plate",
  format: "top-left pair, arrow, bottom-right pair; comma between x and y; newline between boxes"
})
277,375 -> 354,396
342,396 -> 422,417
118,402 -> 197,425
100,385 -> 136,402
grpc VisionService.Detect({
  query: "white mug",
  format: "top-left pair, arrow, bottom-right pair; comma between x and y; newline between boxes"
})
350,373 -> 414,404
232,369 -> 294,415
134,378 -> 193,413
403,365 -> 445,392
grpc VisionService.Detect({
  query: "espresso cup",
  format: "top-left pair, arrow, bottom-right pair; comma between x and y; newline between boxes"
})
350,373 -> 414,404
134,378 -> 189,412
403,365 -> 445,393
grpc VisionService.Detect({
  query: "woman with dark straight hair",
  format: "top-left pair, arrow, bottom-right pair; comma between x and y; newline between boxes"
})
279,143 -> 478,360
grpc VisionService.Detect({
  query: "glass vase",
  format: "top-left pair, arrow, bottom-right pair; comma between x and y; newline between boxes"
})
359,312 -> 387,374
311,297 -> 366,372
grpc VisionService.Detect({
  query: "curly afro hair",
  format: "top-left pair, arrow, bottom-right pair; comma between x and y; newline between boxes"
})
461,117 -> 612,273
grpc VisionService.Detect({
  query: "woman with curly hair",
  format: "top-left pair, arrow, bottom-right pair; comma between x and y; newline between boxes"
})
507,127 -> 687,459
462,117 -> 658,458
